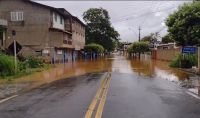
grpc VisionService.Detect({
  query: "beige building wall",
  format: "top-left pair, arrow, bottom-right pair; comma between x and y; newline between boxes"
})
156,48 -> 181,61
72,19 -> 85,50
0,0 -> 84,61
0,0 -> 51,50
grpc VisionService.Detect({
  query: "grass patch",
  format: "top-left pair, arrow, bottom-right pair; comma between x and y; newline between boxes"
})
0,53 -> 15,77
1,64 -> 52,80
0,53 -> 52,80
170,54 -> 197,68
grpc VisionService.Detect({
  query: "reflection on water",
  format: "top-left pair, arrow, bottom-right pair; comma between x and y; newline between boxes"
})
154,68 -> 179,82
0,56 -> 113,91
111,54 -> 191,82
128,56 -> 191,81
0,54 -> 195,93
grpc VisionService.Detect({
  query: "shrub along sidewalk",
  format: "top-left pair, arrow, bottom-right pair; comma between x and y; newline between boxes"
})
0,52 -> 52,99
0,53 -> 51,80
170,54 -> 197,68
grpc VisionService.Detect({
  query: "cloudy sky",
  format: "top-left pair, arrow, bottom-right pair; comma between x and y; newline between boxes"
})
36,0 -> 191,42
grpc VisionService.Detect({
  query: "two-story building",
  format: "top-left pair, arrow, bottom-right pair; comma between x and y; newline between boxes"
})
0,0 -> 85,63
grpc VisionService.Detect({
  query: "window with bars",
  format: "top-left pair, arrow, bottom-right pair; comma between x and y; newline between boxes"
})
10,12 -> 24,21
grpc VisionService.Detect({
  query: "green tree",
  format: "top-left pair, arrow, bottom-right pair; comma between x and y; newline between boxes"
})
83,8 -> 120,52
162,34 -> 174,44
127,41 -> 150,54
141,32 -> 160,43
84,43 -> 104,53
165,2 -> 200,46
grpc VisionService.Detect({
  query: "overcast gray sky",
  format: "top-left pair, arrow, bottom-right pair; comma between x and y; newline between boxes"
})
36,0 -> 191,42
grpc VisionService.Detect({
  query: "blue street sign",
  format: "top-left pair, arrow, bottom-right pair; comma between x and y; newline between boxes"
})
182,47 -> 197,54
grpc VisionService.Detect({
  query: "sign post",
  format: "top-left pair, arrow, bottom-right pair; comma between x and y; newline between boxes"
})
12,30 -> 17,73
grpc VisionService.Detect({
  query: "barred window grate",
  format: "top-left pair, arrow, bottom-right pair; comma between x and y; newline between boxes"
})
11,11 -> 24,21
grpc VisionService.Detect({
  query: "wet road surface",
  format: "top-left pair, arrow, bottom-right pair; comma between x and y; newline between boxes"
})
0,54 -> 200,118
0,73 -> 105,118
104,73 -> 200,118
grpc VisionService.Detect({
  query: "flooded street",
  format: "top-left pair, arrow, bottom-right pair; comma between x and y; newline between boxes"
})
0,54 -> 200,118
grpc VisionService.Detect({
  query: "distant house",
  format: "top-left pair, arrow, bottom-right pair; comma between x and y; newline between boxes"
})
0,0 -> 85,62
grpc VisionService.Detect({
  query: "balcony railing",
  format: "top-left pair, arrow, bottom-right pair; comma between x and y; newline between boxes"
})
0,19 -> 7,26
63,40 -> 72,45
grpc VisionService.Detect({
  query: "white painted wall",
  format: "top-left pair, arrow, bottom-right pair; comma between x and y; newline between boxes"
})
52,12 -> 64,30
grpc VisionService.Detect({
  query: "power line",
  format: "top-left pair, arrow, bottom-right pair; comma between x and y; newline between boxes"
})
140,1 -> 156,25
112,5 -> 177,24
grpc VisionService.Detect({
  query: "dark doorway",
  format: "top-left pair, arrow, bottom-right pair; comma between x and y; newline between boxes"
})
0,30 -> 3,46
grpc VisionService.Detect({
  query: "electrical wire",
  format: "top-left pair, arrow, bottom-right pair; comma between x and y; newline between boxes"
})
112,5 -> 177,24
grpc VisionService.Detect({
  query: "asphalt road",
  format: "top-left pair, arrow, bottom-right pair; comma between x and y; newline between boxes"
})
0,56 -> 200,118
103,72 -> 200,118
0,73 -> 104,118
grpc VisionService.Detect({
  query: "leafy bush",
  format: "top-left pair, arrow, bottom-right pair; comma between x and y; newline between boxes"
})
18,61 -> 29,71
127,41 -> 150,54
0,54 -> 15,76
170,54 -> 197,68
0,52 -> 47,79
84,43 -> 104,53
26,56 -> 44,68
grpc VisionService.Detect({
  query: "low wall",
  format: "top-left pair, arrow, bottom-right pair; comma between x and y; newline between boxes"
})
152,48 -> 181,61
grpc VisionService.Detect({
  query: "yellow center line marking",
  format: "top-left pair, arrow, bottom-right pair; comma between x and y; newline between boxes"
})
95,75 -> 111,118
84,73 -> 110,118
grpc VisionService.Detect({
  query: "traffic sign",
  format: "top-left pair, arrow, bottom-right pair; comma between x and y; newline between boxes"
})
182,47 -> 197,54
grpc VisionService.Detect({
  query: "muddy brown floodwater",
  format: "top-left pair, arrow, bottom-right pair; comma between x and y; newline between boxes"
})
0,53 -> 198,99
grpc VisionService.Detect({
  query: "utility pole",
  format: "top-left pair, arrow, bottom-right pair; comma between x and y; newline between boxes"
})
139,25 -> 141,42
138,25 -> 141,59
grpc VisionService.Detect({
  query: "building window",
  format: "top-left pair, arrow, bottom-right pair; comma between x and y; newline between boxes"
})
60,17 -> 63,24
36,51 -> 42,56
11,11 -> 24,21
55,13 -> 57,21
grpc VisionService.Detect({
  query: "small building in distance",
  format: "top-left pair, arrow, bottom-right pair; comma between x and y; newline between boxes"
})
151,42 -> 181,61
